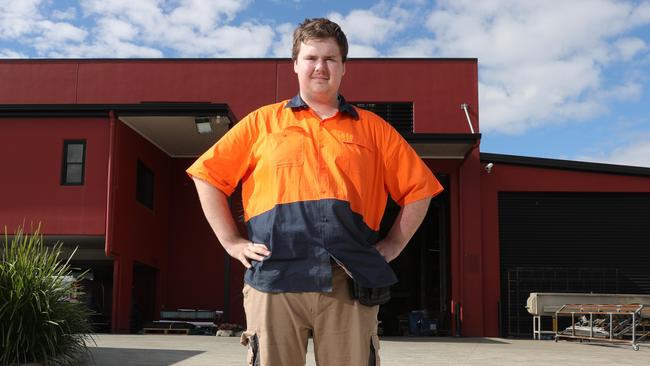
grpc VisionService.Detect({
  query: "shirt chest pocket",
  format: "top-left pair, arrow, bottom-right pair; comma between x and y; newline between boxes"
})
266,128 -> 305,167
333,132 -> 375,177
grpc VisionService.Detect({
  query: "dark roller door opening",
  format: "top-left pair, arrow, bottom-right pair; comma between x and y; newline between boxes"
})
499,192 -> 650,337
379,174 -> 450,336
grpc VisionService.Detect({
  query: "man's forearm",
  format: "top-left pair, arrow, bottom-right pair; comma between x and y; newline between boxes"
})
192,177 -> 270,268
192,177 -> 244,247
375,197 -> 432,262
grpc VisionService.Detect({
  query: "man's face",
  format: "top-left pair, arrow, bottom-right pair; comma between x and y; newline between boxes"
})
293,37 -> 345,100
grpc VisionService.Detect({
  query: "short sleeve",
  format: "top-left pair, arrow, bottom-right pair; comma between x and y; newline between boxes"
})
186,111 -> 259,196
381,124 -> 444,206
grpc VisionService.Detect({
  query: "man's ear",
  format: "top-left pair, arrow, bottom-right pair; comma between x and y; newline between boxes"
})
294,59 -> 298,74
342,62 -> 346,76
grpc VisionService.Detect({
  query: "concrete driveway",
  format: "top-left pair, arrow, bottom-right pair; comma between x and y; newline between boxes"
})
83,334 -> 649,365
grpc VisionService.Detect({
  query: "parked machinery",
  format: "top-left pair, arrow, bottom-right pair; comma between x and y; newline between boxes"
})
554,304 -> 650,351
526,292 -> 650,348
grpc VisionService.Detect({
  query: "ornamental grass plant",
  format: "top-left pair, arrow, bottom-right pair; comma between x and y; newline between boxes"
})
0,226 -> 93,365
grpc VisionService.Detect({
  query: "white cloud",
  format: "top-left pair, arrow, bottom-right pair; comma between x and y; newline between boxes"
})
0,0 -> 42,39
576,139 -> 650,168
614,37 -> 648,61
596,82 -> 643,102
169,0 -> 252,29
76,0 -> 274,58
31,20 -> 87,55
206,23 -> 275,57
52,7 -> 77,21
348,43 -> 380,58
328,10 -> 399,45
37,20 -> 87,43
96,18 -> 140,41
390,38 -> 436,57
271,22 -> 294,58
421,0 -> 650,134
3,0 -> 273,58
0,49 -> 27,58
327,2 -> 418,56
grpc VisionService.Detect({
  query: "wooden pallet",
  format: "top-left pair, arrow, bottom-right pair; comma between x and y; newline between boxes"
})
143,328 -> 190,335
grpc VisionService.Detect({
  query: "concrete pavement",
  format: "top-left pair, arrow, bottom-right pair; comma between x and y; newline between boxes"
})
83,334 -> 649,365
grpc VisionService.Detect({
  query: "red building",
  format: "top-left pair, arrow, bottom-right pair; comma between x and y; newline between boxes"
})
1,59 -> 649,337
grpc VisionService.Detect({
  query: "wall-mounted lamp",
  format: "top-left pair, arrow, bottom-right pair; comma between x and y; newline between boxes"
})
214,115 -> 229,125
195,116 -> 213,134
460,103 -> 475,134
484,162 -> 494,173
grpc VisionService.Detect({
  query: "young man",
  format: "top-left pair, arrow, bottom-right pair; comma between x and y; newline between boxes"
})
187,18 -> 443,366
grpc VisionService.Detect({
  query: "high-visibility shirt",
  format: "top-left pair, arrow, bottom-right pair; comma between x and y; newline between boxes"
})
187,94 -> 443,292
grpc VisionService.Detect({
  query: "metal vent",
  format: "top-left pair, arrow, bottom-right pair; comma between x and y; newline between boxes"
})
353,102 -> 413,135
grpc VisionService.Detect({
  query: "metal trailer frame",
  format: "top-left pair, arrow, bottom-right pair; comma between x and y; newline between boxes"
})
554,304 -> 650,351
532,315 -> 556,340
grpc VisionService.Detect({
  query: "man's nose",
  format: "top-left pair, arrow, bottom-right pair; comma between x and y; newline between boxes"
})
314,59 -> 326,71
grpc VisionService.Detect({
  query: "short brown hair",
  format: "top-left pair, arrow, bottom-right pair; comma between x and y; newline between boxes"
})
292,18 -> 348,62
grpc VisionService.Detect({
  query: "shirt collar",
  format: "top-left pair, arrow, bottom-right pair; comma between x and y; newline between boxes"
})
286,93 -> 359,120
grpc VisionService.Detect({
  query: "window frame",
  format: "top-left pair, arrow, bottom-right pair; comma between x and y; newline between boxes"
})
136,160 -> 155,210
61,139 -> 86,186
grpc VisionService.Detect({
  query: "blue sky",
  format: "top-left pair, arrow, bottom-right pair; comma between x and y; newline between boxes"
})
2,0 -> 650,167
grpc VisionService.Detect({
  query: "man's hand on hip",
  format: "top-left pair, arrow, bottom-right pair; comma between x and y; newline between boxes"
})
373,238 -> 403,263
374,197 -> 433,263
223,239 -> 271,269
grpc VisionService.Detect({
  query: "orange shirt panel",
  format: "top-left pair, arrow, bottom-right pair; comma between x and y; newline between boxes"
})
188,100 -> 443,231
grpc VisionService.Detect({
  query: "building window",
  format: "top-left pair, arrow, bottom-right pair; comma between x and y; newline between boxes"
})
61,140 -> 86,185
136,160 -> 154,209
352,102 -> 414,135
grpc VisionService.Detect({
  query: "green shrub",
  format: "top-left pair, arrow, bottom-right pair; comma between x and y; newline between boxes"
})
0,226 -> 94,365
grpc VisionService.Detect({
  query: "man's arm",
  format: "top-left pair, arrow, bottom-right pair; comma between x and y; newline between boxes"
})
374,197 -> 432,262
192,177 -> 270,268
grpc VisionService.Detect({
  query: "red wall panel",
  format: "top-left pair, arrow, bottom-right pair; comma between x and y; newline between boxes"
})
0,61 -> 78,103
0,118 -> 108,234
167,159 -> 229,314
480,163 -> 650,336
110,121 -> 171,264
109,121 -> 172,332
76,61 -> 278,120
456,149 -> 484,336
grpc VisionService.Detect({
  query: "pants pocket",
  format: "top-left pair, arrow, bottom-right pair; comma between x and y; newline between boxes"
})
369,334 -> 380,366
240,331 -> 260,366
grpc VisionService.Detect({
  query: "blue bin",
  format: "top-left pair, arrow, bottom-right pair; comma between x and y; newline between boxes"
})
409,310 -> 438,336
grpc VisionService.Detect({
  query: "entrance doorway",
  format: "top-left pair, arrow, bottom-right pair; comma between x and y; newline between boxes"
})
131,262 -> 158,333
378,174 -> 450,336
70,260 -> 113,333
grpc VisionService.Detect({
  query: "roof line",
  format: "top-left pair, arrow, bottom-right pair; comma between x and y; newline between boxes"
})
404,133 -> 481,142
481,152 -> 650,177
0,103 -> 235,120
0,57 -> 478,63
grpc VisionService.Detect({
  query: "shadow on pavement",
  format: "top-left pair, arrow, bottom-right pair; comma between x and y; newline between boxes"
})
83,347 -> 204,366
381,337 -> 509,344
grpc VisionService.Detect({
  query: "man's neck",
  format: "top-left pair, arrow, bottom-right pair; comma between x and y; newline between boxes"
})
300,92 -> 339,120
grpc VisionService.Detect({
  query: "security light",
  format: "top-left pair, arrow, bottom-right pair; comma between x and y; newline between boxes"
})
195,116 -> 212,134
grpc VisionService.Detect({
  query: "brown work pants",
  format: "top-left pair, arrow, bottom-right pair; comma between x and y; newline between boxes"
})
240,265 -> 381,366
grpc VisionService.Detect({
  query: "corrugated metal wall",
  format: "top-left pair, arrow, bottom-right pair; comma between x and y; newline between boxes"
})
498,192 -> 650,337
